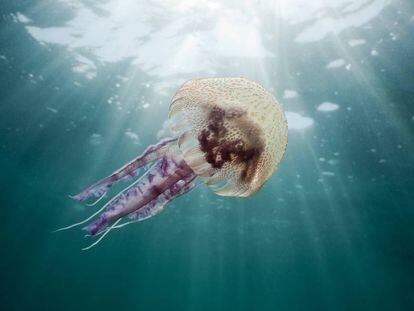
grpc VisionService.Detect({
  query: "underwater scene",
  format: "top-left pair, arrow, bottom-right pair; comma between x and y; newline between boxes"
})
1,0 -> 413,310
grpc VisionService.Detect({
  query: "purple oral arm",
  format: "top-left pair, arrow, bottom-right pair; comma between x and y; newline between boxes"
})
84,156 -> 195,236
71,137 -> 177,202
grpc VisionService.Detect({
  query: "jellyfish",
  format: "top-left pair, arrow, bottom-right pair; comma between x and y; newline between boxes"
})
59,77 -> 288,249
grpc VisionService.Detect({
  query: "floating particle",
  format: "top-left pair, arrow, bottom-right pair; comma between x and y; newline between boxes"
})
326,59 -> 346,69
283,89 -> 298,99
317,102 -> 339,112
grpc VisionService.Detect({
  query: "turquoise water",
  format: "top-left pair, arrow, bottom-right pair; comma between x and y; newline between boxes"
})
1,1 -> 413,310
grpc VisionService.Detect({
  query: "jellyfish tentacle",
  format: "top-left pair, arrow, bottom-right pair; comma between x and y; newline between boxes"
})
85,194 -> 107,207
82,218 -> 122,251
92,177 -> 200,236
55,163 -> 157,232
71,137 -> 178,202
128,173 -> 197,221
84,155 -> 195,236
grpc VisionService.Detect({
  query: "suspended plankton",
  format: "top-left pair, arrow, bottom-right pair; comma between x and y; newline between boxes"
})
59,77 -> 288,249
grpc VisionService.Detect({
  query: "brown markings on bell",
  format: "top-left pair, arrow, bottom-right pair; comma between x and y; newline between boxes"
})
197,106 -> 264,182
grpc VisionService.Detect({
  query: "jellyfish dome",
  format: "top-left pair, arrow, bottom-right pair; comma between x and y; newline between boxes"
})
58,77 -> 288,249
169,77 -> 288,197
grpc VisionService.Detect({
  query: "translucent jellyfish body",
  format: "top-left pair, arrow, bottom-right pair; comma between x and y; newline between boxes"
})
59,77 -> 288,249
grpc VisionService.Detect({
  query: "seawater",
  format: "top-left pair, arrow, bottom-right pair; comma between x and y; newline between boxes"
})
0,1 -> 413,310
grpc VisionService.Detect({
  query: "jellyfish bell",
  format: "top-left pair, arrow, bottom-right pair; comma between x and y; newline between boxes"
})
169,77 -> 288,197
59,77 -> 288,249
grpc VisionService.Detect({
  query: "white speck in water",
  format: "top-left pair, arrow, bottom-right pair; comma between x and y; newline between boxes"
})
322,171 -> 335,176
371,49 -> 379,56
125,130 -> 140,144
319,157 -> 326,162
348,39 -> 366,47
283,89 -> 298,99
345,64 -> 352,70
89,133 -> 103,146
317,102 -> 339,112
16,12 -> 31,24
379,159 -> 386,164
285,111 -> 314,130
46,106 -> 58,113
328,159 -> 338,165
326,59 -> 346,69
370,149 -> 377,153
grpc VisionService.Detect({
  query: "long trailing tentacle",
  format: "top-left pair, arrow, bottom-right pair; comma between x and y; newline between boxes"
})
71,137 -> 178,202
89,175 -> 200,237
82,219 -> 122,251
54,162 -> 157,233
84,155 -> 196,236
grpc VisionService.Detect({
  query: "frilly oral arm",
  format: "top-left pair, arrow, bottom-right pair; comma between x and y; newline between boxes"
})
71,137 -> 178,202
84,156 -> 195,236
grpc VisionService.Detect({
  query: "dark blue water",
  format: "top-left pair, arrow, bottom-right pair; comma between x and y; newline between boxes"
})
1,1 -> 413,310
